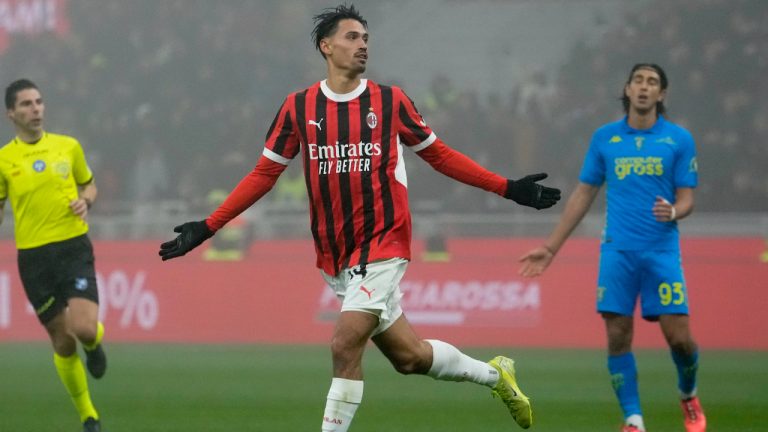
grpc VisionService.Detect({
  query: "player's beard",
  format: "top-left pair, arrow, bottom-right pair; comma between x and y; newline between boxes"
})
353,54 -> 367,74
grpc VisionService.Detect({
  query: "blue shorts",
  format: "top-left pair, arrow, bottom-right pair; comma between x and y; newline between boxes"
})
596,249 -> 689,320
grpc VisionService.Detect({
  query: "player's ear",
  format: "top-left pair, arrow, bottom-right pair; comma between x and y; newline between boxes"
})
320,37 -> 332,57
658,88 -> 667,102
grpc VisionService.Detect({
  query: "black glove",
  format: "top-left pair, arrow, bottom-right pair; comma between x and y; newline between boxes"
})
158,220 -> 215,261
504,173 -> 562,210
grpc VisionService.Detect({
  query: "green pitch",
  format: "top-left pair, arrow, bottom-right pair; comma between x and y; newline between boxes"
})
0,344 -> 766,431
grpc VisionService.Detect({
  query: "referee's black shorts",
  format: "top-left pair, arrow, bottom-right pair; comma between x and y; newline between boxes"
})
18,234 -> 99,324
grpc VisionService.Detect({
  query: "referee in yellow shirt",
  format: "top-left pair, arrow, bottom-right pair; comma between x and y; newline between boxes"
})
2,79 -> 106,432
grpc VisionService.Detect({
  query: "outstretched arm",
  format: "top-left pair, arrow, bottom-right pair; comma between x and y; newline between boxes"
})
205,156 -> 287,230
519,182 -> 600,277
416,138 -> 561,209
159,155 -> 287,261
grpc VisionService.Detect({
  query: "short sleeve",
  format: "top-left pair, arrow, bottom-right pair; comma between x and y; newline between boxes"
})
673,131 -> 698,188
0,172 -> 7,200
578,132 -> 606,186
395,88 -> 436,152
263,97 -> 300,165
71,139 -> 94,185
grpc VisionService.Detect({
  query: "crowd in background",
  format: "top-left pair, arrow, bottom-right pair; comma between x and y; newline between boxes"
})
545,0 -> 768,213
0,0 -> 765,225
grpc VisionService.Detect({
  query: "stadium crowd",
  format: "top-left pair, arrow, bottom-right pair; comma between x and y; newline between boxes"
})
0,0 -> 764,224
543,0 -> 768,213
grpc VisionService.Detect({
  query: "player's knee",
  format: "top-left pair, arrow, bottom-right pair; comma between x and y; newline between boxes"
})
668,336 -> 696,354
392,357 -> 421,375
605,325 -> 633,353
49,332 -> 77,356
45,318 -> 75,355
391,346 -> 431,375
330,335 -> 364,362
606,332 -> 632,354
329,338 -> 346,359
71,320 -> 98,345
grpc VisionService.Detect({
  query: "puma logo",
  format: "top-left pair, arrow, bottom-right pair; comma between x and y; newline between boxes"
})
308,118 -> 324,131
359,285 -> 376,299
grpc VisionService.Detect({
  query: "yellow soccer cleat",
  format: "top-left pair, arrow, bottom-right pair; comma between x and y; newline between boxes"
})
489,356 -> 533,429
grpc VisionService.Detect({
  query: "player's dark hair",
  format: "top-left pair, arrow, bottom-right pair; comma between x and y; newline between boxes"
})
5,79 -> 39,110
312,3 -> 367,58
621,63 -> 668,115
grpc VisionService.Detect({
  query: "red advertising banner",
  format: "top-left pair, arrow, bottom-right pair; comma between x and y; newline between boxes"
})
0,0 -> 70,53
0,238 -> 766,349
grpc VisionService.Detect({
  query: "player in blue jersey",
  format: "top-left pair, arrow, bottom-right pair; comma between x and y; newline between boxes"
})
518,64 -> 705,432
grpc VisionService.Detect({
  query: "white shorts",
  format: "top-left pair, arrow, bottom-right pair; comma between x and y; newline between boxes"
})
321,258 -> 408,335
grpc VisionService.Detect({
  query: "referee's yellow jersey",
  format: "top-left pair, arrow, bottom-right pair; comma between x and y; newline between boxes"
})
0,132 -> 93,249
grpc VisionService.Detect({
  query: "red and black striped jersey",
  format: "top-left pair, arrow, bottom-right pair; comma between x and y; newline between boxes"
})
263,79 -> 436,276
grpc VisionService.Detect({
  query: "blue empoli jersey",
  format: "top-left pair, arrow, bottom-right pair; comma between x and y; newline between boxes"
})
579,116 -> 698,251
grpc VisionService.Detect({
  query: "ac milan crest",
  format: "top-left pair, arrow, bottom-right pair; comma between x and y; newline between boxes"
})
366,110 -> 378,129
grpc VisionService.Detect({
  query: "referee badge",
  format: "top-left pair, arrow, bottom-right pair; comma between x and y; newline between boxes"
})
55,161 -> 71,179
366,108 -> 378,129
75,277 -> 89,291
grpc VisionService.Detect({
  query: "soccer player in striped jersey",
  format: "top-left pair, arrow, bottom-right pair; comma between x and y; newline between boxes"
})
160,4 -> 560,430
1,79 -> 106,432
519,64 -> 705,432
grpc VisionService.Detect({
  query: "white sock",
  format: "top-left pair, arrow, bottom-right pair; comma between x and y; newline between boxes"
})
322,378 -> 364,432
626,414 -> 645,431
426,339 -> 499,387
